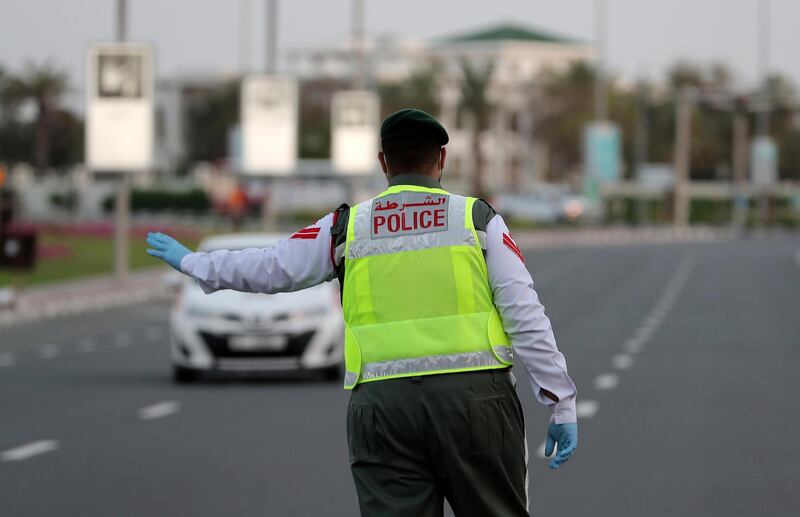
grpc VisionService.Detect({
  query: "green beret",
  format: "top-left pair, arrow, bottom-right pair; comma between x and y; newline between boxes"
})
380,109 -> 449,146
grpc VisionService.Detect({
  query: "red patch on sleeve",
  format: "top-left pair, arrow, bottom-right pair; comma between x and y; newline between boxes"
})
290,226 -> 321,240
503,233 -> 524,262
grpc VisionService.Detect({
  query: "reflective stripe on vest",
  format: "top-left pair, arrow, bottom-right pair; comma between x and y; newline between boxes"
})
341,185 -> 513,389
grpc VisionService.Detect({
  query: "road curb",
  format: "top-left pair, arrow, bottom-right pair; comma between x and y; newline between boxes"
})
513,227 -> 730,249
0,269 -> 174,328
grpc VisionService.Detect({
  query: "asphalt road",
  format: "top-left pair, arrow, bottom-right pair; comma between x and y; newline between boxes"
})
2,236 -> 799,516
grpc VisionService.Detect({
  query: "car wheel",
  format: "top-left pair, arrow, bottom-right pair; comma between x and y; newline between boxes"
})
173,364 -> 200,383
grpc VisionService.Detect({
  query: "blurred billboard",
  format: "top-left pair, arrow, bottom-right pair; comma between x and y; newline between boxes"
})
241,75 -> 298,175
85,43 -> 154,171
751,136 -> 778,186
583,121 -> 621,201
331,90 -> 380,175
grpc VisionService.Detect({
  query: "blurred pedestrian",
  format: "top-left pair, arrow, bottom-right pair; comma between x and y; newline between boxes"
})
227,184 -> 248,231
146,109 -> 578,516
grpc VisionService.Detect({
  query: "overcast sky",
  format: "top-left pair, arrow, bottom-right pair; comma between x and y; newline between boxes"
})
2,0 -> 798,92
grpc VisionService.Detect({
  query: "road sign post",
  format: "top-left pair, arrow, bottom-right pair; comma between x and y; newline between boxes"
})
86,42 -> 155,281
673,90 -> 693,227
241,75 -> 298,175
114,173 -> 130,280
331,91 -> 380,206
240,75 -> 299,229
331,91 -> 380,176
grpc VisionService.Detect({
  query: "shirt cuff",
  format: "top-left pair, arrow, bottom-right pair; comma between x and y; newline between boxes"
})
179,252 -> 195,273
551,397 -> 577,424
180,253 -> 219,294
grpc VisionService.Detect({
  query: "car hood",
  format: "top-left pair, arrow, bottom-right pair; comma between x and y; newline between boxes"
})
182,281 -> 338,319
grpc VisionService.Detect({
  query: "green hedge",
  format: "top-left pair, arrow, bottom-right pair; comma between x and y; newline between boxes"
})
604,196 -> 800,227
103,188 -> 210,213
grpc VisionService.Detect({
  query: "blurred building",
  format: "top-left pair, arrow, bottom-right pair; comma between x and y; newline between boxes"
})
154,22 -> 591,194
286,22 -> 590,86
289,22 -> 593,191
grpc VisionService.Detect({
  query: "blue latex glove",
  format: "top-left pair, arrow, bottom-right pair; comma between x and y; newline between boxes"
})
146,232 -> 192,272
545,422 -> 578,470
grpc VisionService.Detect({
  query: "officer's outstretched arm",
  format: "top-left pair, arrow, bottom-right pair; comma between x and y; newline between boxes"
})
145,214 -> 336,295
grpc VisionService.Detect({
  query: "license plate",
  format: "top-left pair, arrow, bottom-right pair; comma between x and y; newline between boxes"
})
229,334 -> 288,351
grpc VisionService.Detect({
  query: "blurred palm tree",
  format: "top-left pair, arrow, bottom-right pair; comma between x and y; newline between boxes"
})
533,61 -> 596,182
184,80 -> 240,165
458,61 -> 493,198
378,64 -> 441,117
3,62 -> 68,170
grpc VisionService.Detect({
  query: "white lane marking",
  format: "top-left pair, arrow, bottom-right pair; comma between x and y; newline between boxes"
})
576,400 -> 600,418
113,332 -> 132,348
634,325 -> 655,340
78,339 -> 96,353
1,440 -> 59,461
138,401 -> 180,420
594,373 -> 619,391
0,352 -> 15,367
653,305 -> 670,318
644,314 -> 663,327
612,354 -> 634,370
623,338 -> 645,354
39,344 -> 59,360
620,257 -> 697,357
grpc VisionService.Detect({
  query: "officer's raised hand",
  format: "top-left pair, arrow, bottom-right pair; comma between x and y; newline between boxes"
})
146,232 -> 193,272
544,422 -> 578,469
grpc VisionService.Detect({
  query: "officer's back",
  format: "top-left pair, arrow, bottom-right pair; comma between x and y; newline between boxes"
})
146,109 -> 578,517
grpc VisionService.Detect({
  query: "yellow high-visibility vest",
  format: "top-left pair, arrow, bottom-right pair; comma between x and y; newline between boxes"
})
342,184 -> 513,389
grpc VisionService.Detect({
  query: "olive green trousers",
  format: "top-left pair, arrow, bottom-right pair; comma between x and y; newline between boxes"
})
346,369 -> 529,517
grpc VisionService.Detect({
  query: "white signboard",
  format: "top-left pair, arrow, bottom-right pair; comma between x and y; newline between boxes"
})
331,91 -> 380,175
241,75 -> 298,175
750,136 -> 778,186
86,43 -> 154,171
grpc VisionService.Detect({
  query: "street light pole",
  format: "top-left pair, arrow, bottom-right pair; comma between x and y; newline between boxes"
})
261,0 -> 279,230
113,0 -> 130,282
352,0 -> 366,90
755,0 -> 772,225
116,0 -> 128,42
732,100 -> 749,230
239,0 -> 252,73
756,0 -> 770,137
673,88 -> 693,228
265,0 -> 278,74
633,80 -> 649,225
593,0 -> 608,121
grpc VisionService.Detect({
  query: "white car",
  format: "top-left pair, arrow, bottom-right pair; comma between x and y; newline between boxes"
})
169,233 -> 344,383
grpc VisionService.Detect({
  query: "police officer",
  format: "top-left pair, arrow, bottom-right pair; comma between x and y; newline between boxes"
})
146,109 -> 578,516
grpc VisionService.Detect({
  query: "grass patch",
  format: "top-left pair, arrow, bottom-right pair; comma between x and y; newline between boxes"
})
0,231 -> 205,289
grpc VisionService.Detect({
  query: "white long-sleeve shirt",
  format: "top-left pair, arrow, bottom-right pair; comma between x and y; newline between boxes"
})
181,200 -> 577,423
